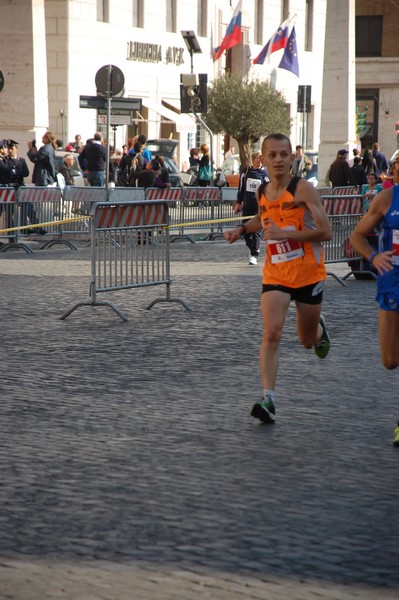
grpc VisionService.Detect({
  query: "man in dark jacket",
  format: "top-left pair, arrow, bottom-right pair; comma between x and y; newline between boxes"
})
78,132 -> 106,186
350,156 -> 367,187
372,142 -> 389,181
328,149 -> 357,188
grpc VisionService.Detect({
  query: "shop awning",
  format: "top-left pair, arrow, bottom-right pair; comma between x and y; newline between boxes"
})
144,100 -> 196,134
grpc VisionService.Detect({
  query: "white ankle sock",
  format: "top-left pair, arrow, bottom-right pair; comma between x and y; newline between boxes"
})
263,389 -> 275,402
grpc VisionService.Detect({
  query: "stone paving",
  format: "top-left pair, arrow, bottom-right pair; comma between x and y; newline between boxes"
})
0,237 -> 398,600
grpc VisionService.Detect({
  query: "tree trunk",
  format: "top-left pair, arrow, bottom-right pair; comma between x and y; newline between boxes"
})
237,141 -> 252,169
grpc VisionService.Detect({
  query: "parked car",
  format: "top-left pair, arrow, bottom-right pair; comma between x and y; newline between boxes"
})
146,139 -> 184,187
54,150 -> 85,186
305,151 -> 318,186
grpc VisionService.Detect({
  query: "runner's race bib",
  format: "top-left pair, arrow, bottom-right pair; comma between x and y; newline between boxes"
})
246,178 -> 262,194
268,226 -> 304,264
392,229 -> 399,265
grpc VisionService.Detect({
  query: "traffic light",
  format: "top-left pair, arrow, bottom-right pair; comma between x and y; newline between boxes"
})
180,73 -> 208,114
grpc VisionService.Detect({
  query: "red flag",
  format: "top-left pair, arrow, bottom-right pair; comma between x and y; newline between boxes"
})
213,1 -> 242,61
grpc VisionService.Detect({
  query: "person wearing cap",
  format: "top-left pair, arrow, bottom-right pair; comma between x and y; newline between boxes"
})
7,139 -> 46,234
6,139 -> 29,189
326,148 -> 357,188
0,139 -> 13,185
0,140 -> 15,239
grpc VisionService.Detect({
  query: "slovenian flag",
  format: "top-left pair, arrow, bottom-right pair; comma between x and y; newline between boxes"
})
253,18 -> 291,65
213,1 -> 242,61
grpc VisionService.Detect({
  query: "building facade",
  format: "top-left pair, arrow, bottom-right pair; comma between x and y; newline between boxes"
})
7,1 -> 398,178
0,0 -> 329,172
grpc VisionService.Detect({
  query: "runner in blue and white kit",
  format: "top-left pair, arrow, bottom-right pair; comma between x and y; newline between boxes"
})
234,152 -> 269,265
350,156 -> 399,446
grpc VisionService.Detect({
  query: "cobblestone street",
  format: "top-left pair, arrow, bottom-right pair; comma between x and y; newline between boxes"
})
1,239 -> 398,599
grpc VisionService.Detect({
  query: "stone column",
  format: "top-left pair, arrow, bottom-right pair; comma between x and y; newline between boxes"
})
318,0 -> 356,186
0,0 -> 49,142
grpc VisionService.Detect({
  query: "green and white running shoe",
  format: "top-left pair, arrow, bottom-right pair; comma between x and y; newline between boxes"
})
251,399 -> 276,424
314,314 -> 331,359
393,422 -> 399,447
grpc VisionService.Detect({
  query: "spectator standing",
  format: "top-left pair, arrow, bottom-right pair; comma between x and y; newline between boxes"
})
291,145 -> 312,178
0,139 -> 12,185
234,151 -> 269,265
350,156 -> 367,187
27,131 -> 57,186
78,132 -> 106,187
382,157 -> 399,190
198,143 -> 211,187
72,134 -> 83,153
361,172 -> 382,211
327,149 -> 357,187
372,142 -> 389,182
9,139 -> 44,233
0,140 -> 14,238
189,147 -> 200,168
127,142 -> 145,187
135,159 -> 160,189
154,155 -> 171,188
129,134 -> 151,164
348,148 -> 360,168
6,139 -> 29,189
361,148 -> 377,175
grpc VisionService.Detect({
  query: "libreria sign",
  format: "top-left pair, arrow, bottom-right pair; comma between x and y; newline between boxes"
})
126,42 -> 184,66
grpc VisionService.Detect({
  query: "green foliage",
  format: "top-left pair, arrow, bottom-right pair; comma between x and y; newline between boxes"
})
205,72 -> 292,165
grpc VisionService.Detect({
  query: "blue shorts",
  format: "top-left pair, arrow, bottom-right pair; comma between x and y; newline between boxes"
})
376,291 -> 399,311
262,281 -> 324,305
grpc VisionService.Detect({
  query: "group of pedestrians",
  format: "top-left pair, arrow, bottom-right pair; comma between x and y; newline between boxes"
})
225,133 -> 399,447
115,134 -> 171,189
325,143 -> 390,188
0,134 -> 55,234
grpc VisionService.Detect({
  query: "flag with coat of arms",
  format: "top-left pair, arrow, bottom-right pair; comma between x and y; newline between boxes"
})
253,17 -> 299,77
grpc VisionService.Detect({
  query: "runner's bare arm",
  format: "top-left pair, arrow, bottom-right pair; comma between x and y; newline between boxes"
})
224,214 -> 262,244
350,189 -> 394,274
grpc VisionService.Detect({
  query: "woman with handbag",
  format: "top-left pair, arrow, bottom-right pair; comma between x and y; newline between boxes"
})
198,143 -> 211,187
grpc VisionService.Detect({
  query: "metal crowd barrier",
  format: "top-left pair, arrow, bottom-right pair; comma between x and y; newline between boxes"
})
321,193 -> 374,284
60,200 -> 191,321
175,186 -> 223,241
0,187 -> 25,252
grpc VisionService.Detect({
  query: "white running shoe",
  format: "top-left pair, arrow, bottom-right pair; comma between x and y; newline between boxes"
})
248,255 -> 258,265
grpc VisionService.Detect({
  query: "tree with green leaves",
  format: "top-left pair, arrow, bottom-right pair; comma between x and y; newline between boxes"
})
204,72 -> 292,167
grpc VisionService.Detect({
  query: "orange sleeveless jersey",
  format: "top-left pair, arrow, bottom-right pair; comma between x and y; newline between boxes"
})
258,181 -> 326,288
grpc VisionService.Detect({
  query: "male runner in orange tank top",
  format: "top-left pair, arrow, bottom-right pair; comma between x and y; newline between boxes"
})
224,134 -> 332,423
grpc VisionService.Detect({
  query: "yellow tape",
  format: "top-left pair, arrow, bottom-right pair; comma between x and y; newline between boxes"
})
0,216 -> 89,234
0,213 -> 252,234
166,214 -> 253,229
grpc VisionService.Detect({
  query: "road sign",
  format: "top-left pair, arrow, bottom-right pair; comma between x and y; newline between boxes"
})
79,95 -> 142,111
98,114 -> 132,126
95,65 -> 125,96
